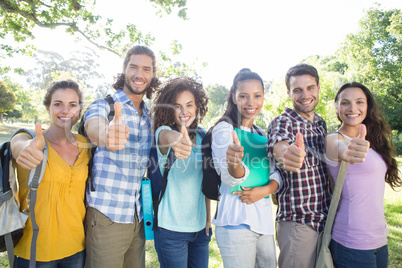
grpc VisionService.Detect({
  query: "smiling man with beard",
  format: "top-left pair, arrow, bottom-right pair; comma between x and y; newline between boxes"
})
83,45 -> 160,268
267,64 -> 332,268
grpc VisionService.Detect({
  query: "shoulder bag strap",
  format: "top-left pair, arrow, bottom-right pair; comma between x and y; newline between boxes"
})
323,132 -> 349,235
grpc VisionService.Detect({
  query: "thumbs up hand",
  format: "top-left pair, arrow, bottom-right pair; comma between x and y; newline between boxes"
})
343,124 -> 370,164
226,130 -> 244,168
106,102 -> 129,151
172,125 -> 192,159
282,133 -> 307,172
16,123 -> 45,170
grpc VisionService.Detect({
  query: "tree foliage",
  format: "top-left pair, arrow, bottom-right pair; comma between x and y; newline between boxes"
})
337,5 -> 402,130
0,0 -> 188,75
202,84 -> 229,127
24,48 -> 104,90
0,0 -> 186,54
0,80 -> 16,122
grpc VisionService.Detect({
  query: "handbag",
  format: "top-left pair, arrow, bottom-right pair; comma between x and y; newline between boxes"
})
315,133 -> 349,268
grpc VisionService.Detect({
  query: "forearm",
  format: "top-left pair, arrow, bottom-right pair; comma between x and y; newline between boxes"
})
85,116 -> 109,146
10,135 -> 31,160
205,197 -> 211,224
273,141 -> 290,164
158,129 -> 180,155
228,163 -> 245,178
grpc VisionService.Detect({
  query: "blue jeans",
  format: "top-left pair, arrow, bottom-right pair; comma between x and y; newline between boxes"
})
14,250 -> 85,268
154,227 -> 212,268
330,240 -> 388,268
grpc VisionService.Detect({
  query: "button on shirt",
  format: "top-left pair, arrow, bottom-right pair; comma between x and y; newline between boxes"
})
84,89 -> 152,223
267,107 -> 331,232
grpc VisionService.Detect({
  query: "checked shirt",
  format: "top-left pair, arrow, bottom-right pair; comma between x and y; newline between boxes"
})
267,108 -> 331,232
84,89 -> 152,224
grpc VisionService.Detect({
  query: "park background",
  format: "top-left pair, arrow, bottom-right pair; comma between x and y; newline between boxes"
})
1,0 -> 401,267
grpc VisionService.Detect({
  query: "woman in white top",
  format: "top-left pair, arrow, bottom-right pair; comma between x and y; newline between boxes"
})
211,68 -> 281,268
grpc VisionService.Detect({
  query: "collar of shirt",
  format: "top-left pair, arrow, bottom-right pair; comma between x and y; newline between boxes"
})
284,107 -> 325,126
115,89 -> 149,116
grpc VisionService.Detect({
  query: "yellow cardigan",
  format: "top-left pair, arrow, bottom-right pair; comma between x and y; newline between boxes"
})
14,134 -> 91,261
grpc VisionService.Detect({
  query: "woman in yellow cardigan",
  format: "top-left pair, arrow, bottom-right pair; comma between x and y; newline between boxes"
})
11,80 -> 90,267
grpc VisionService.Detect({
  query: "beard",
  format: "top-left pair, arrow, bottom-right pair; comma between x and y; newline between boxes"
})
124,75 -> 151,95
293,98 -> 318,116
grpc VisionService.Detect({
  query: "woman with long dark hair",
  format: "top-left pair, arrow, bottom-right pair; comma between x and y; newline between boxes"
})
325,82 -> 401,267
211,68 -> 280,267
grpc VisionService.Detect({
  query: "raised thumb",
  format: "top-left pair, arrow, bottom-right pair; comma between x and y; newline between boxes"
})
358,124 -> 367,140
232,130 -> 241,146
295,133 -> 304,149
181,124 -> 190,140
111,102 -> 122,124
34,122 -> 45,150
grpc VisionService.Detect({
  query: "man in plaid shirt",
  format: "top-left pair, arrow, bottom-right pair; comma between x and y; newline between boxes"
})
267,64 -> 331,268
83,46 -> 160,268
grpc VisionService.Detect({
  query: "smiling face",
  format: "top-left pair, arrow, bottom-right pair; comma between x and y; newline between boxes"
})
287,74 -> 320,121
174,90 -> 197,128
232,79 -> 264,128
46,88 -> 81,130
123,54 -> 154,97
336,87 -> 367,127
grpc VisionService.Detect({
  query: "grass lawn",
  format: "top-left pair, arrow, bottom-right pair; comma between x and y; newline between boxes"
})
1,123 -> 401,267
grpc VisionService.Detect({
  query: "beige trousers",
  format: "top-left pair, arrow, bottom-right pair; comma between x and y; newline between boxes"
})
277,221 -> 319,268
85,207 -> 145,268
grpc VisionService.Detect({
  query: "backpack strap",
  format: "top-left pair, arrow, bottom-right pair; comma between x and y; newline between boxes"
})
196,126 -> 207,138
251,124 -> 264,136
88,95 -> 115,192
10,128 -> 48,268
28,146 -> 48,268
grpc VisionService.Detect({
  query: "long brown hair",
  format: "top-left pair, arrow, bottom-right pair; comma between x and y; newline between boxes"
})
335,82 -> 401,190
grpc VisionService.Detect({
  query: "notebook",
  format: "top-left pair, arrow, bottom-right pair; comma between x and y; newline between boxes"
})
230,128 -> 270,196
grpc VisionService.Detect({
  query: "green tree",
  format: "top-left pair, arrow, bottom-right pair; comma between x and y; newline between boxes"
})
2,77 -> 40,122
203,84 -> 229,127
0,80 -> 16,123
337,5 -> 402,131
0,0 -> 188,74
24,48 -> 104,91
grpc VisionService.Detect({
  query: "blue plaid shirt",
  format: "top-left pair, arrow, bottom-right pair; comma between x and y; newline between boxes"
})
84,89 -> 152,223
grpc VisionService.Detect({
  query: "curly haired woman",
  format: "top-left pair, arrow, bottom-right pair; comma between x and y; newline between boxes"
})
151,77 -> 211,268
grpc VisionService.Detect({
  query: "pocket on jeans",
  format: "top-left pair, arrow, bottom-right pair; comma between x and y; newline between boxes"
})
94,209 -> 115,228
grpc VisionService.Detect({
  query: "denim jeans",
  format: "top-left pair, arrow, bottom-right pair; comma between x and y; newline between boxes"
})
330,239 -> 388,268
215,226 -> 277,268
154,227 -> 212,268
14,250 -> 85,268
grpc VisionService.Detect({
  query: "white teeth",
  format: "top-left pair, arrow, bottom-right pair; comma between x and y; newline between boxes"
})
134,81 -> 144,85
347,114 -> 359,118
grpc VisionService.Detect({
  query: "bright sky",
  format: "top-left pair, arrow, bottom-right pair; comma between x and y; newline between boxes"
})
7,0 -> 402,89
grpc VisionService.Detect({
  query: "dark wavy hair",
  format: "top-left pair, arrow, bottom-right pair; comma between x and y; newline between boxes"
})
112,45 -> 161,99
152,77 -> 209,139
43,80 -> 83,109
335,82 -> 401,190
285,64 -> 319,90
214,68 -> 264,129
